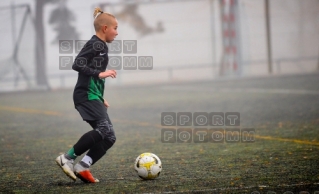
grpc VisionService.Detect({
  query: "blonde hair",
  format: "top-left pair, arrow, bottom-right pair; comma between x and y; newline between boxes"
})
93,7 -> 116,31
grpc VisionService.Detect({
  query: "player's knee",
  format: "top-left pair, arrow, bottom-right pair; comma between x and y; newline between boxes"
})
110,134 -> 116,144
96,128 -> 110,139
105,131 -> 116,145
96,120 -> 116,145
101,134 -> 116,150
95,119 -> 113,138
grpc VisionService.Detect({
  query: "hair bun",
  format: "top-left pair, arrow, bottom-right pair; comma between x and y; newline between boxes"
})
93,7 -> 103,19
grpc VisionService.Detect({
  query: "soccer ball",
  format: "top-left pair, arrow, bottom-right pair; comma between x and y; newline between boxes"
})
134,153 -> 162,180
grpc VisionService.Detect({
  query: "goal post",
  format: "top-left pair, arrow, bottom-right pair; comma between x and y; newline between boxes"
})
0,3 -> 36,91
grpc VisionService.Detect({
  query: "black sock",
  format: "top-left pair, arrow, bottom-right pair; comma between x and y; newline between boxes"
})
86,140 -> 114,165
73,130 -> 102,156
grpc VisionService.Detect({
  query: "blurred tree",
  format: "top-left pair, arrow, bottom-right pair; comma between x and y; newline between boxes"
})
34,0 -> 79,89
99,1 -> 164,37
114,3 -> 164,37
48,0 -> 80,44
34,0 -> 55,89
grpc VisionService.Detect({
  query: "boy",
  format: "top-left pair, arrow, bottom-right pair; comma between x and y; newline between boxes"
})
56,7 -> 118,183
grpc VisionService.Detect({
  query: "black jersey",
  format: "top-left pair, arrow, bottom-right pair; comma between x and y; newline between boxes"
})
72,35 -> 109,105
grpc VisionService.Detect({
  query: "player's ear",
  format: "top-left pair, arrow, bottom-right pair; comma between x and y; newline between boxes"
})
103,25 -> 108,32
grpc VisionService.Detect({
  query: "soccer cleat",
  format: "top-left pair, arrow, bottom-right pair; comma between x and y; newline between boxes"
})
55,154 -> 77,181
74,162 -> 99,183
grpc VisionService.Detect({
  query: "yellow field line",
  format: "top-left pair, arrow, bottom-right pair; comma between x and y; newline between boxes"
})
0,106 -> 62,116
1,106 -> 319,146
254,135 -> 319,146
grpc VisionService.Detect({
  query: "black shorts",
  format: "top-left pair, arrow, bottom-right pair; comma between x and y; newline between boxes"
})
75,100 -> 107,121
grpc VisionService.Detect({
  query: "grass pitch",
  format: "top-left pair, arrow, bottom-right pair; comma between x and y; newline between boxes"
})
1,73 -> 319,193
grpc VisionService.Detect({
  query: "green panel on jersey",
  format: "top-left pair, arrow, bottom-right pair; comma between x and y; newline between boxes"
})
88,77 -> 105,102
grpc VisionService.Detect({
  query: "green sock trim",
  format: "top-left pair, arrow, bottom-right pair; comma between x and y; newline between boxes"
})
66,147 -> 77,160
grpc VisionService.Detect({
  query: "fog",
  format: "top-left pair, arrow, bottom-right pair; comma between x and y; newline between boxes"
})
0,0 -> 318,91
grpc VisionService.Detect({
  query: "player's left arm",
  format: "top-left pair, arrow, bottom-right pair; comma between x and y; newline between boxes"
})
72,43 -> 101,77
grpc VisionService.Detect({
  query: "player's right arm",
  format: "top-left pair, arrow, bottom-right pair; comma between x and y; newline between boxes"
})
98,70 -> 117,79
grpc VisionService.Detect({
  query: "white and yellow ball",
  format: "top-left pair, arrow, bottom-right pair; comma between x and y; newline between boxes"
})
134,153 -> 162,180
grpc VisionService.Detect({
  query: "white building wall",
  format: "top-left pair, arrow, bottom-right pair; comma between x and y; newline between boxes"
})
0,0 -> 318,90
240,0 -> 319,76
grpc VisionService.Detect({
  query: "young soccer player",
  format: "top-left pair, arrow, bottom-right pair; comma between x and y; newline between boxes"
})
56,7 -> 118,183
